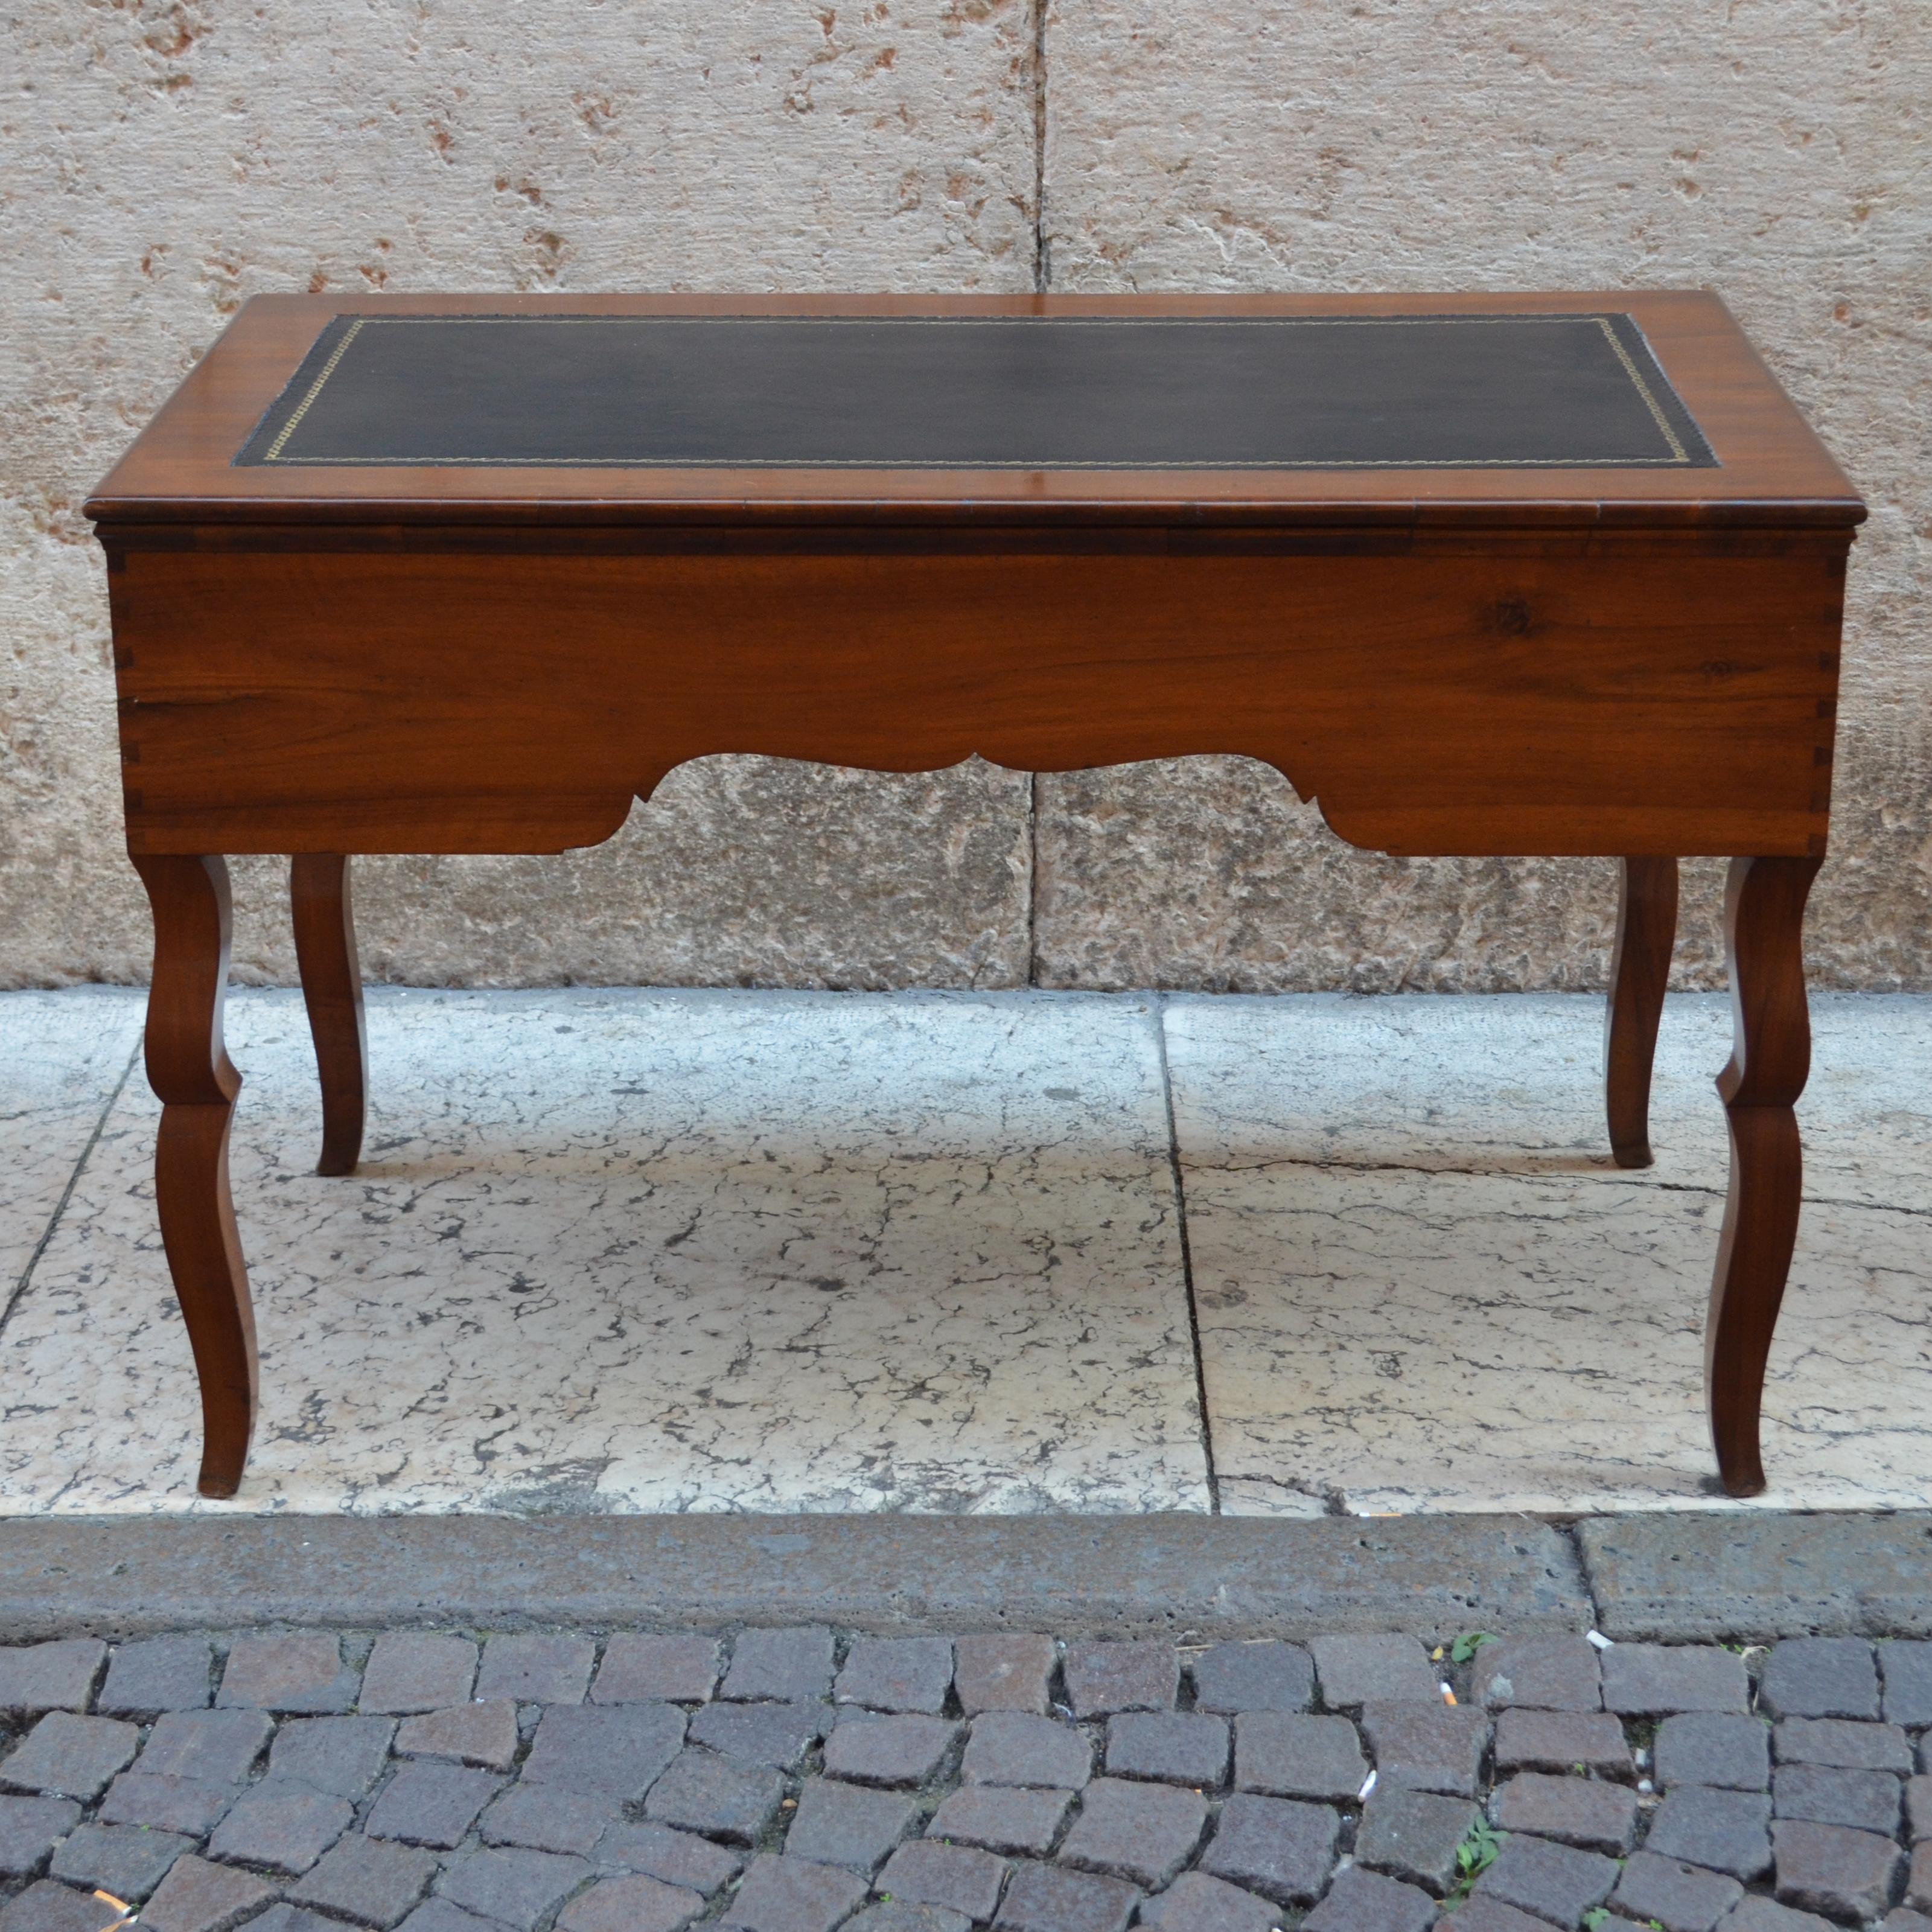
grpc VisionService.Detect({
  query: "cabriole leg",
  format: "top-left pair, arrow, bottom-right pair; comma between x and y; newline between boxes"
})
132,853 -> 257,1499
291,853 -> 366,1176
1605,856 -> 1679,1168
1707,854 -> 1822,1498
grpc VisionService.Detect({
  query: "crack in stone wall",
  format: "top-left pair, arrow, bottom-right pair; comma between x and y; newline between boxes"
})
3,0 -> 1925,992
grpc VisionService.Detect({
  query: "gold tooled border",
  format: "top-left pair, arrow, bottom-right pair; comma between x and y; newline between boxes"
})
256,312 -> 1705,470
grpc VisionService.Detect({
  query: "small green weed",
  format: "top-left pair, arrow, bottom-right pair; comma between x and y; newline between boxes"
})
1449,1631 -> 1498,1665
1448,1817 -> 1502,1898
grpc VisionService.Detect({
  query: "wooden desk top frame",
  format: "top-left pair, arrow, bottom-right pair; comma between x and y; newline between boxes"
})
88,290 -> 1863,1502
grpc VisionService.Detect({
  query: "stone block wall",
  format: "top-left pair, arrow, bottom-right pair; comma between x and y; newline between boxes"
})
3,0 -> 1924,991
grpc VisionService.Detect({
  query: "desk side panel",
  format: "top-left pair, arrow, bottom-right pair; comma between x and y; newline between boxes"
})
106,540 -> 1843,859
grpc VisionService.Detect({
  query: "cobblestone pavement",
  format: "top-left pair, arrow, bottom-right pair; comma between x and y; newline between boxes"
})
4,1627 -> 1932,1932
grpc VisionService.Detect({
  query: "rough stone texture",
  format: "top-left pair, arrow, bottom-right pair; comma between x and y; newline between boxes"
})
643,1751 -> 786,1847
593,1637 -> 719,1708
1354,1785 -> 1476,1895
0,1883 -> 123,1932
1645,1786 -> 1776,1881
0,1647 -> 105,1719
963,1715 -> 1092,1793
0,1800 -> 81,1880
136,1713 -> 274,1788
364,1762 -> 503,1850
722,1631 -> 835,1707
1774,1764 -> 1902,1837
1058,1778 -> 1206,1891
1656,1714 -> 1773,1792
687,1701 -> 828,1771
269,1715 -> 398,1799
438,1846 -> 592,1932
287,1834 -> 439,1930
0,1717 -> 140,1803
521,1703 -> 686,1802
95,1642 -> 212,1720
1612,1851 -> 1747,1932
1193,1791 -> 1336,1904
215,1636 -> 357,1715
141,1856 -> 278,1932
1303,1866 -> 1438,1932
876,1840 -> 1010,1924
1061,1643 -> 1176,1719
954,1638 -> 1057,1718
593,1819 -> 743,1896
1491,1770 -> 1639,1854
1234,1712 -> 1366,1802
394,1703 -> 521,1773
1774,1819 -> 1907,1922
482,1783 -> 616,1857
1761,1641 -> 1882,1722
1474,1832 -> 1619,1928
558,1875 -> 703,1932
1138,1870 -> 1279,1932
96,1775 -> 237,1838
1359,1703 -> 1489,1797
1189,1643 -> 1312,1717
1777,1720 -> 1914,1773
925,1785 -> 1072,1858
47,1823 -> 193,1902
719,1854 -> 868,1932
205,1780 -> 354,1875
1101,1713 -> 1227,1788
1909,1777 -> 1932,1844
359,1636 -> 478,1717
1879,1645 -> 1932,1729
1309,1636 -> 1436,1709
835,1639 -> 954,1717
1470,1636 -> 1601,1713
846,1908 -> 971,1932
993,1861 -> 1140,1932
473,1636 -> 595,1707
782,1779 -> 916,1874
823,1715 -> 961,1790
1602,1645 -> 1751,1717
1494,1709 -> 1632,1781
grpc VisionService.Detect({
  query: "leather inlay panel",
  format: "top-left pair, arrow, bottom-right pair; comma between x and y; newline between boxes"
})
235,311 -> 1718,471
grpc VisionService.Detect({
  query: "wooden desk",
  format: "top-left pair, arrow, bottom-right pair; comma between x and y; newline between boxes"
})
86,292 -> 1864,1501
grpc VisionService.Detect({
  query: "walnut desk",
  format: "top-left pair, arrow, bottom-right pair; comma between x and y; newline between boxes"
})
86,292 -> 1863,1500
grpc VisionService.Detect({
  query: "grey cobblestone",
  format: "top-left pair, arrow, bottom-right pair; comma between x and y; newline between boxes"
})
926,1785 -> 1071,1858
0,1648 -> 106,1721
722,1631 -> 835,1707
217,1637 -> 358,1716
0,1883 -> 123,1932
11,1625 -> 1932,1932
687,1701 -> 828,1771
876,1840 -> 1008,1921
1491,1770 -> 1639,1853
643,1750 -> 786,1846
48,1823 -> 193,1901
1612,1852 -> 1746,1932
287,1833 -> 439,1928
394,1702 -> 520,1772
822,1715 -> 959,1788
1602,1644 -> 1751,1716
0,1800 -> 80,1879
1140,1870 -> 1280,1932
993,1861 -> 1140,1932
1493,1709 -> 1632,1781
836,1640 -> 953,1717
474,1636 -> 595,1708
1309,1636 -> 1436,1709
1188,1643 -> 1312,1716
1194,1790 -> 1336,1902
1234,1712 -> 1365,1802
0,1718 -> 141,1803
1354,1785 -> 1476,1894
1761,1642 -> 1881,1723
1469,1635 -> 1602,1712
96,1642 -> 212,1721
1100,1712 -> 1226,1788
1060,1644 -> 1175,1720
1056,1778 -> 1205,1890
954,1639 -> 1056,1718
963,1714 -> 1091,1792
719,1853 -> 866,1931
359,1636 -> 478,1717
593,1818 -> 742,1894
593,1637 -> 719,1708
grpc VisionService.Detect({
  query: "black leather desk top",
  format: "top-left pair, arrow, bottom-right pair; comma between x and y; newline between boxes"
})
237,313 -> 1715,471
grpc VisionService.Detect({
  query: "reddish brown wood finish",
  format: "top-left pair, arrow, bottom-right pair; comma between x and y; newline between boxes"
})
1606,856 -> 1681,1168
1707,855 -> 1822,1497
130,854 -> 255,1499
290,853 -> 366,1176
91,292 -> 1862,1499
